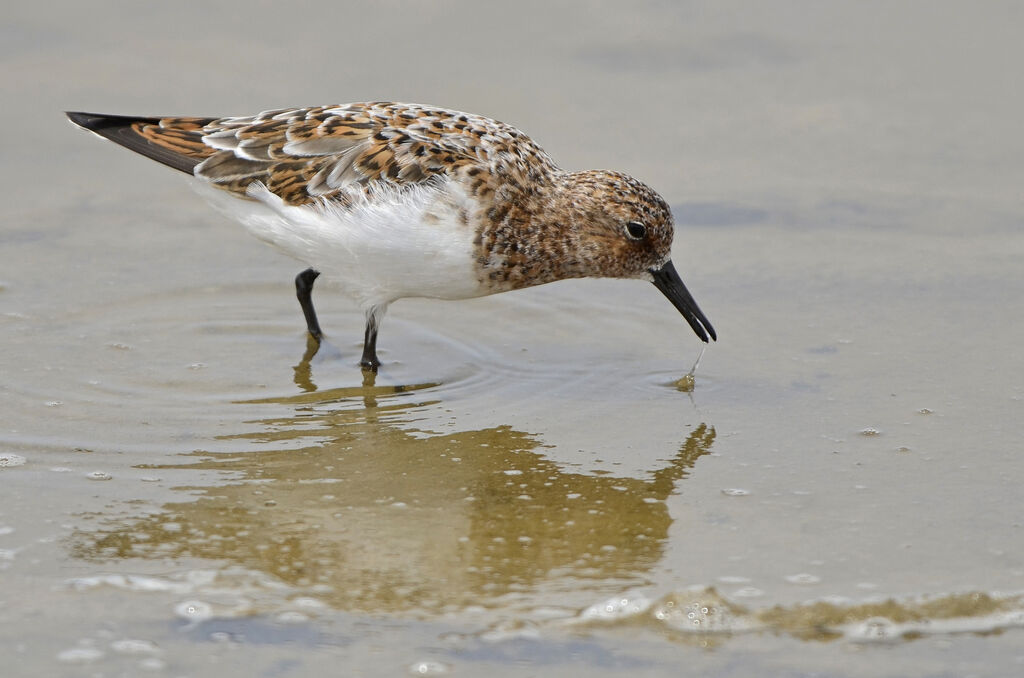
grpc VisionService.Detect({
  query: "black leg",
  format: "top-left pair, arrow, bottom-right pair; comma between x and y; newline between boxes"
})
360,313 -> 381,371
295,268 -> 323,341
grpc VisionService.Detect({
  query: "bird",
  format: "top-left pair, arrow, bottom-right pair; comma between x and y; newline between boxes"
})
66,102 -> 715,371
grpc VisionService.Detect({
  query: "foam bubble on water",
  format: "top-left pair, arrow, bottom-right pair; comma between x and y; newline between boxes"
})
69,568 -> 277,618
57,646 -> 105,663
762,590 -> 1024,642
577,587 -> 1024,642
845,615 -> 957,643
0,453 -> 27,467
175,599 -> 213,622
651,588 -> 759,633
275,610 -> 309,624
732,586 -> 764,598
68,573 -> 192,594
408,660 -> 450,675
86,471 -> 112,481
785,573 -> 821,585
580,594 -> 651,620
110,638 -> 160,655
844,606 -> 1024,642
291,596 -> 327,610
721,488 -> 749,497
479,620 -> 542,642
847,617 -> 897,642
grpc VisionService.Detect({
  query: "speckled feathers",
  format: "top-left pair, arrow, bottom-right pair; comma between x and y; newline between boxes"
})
95,103 -> 677,292
128,103 -> 557,209
67,102 -> 715,363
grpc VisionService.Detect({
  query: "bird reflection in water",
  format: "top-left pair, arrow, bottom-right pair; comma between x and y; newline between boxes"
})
71,377 -> 715,616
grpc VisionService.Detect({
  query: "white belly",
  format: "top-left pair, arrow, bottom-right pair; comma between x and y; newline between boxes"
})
194,177 -> 486,308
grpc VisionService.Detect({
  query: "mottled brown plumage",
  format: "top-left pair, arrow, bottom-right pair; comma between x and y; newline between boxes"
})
67,102 -> 715,370
130,103 -> 556,208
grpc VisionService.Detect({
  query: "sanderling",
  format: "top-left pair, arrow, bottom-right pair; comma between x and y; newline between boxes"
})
67,103 -> 715,370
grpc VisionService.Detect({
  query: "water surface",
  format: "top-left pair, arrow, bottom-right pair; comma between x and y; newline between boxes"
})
2,2 -> 1023,676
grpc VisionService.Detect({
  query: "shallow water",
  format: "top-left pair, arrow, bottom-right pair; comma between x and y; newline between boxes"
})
2,2 -> 1024,676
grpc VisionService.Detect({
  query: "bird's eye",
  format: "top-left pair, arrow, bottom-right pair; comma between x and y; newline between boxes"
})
625,221 -> 647,240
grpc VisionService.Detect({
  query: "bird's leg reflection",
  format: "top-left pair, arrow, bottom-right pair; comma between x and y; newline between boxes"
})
292,337 -> 387,408
360,369 -> 378,408
293,333 -> 322,393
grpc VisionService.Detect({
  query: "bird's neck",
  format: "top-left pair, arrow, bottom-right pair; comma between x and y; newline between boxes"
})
473,171 -> 602,292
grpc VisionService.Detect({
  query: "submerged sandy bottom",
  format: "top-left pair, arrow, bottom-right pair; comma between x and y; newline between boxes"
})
2,2 -> 1023,676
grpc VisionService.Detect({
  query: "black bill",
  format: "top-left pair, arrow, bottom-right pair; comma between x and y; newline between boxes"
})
650,260 -> 717,343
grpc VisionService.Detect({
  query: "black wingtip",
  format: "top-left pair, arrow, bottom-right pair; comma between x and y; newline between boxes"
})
66,111 -> 106,131
65,111 -> 201,175
67,111 -> 153,132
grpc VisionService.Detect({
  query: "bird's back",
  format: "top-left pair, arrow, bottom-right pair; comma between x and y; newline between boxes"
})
67,103 -> 559,207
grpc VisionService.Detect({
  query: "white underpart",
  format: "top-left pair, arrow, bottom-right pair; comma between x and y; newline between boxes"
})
193,177 -> 485,311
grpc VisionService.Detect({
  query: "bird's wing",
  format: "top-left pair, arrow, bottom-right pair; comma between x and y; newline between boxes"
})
68,103 -> 557,206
